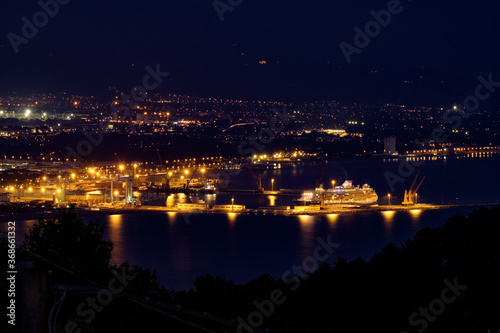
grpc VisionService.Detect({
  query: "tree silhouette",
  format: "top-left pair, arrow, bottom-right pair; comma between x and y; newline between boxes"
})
23,208 -> 113,283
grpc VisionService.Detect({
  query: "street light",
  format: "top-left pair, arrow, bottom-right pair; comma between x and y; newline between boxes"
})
119,165 -> 124,173
332,180 -> 335,189
231,196 -> 234,210
201,169 -> 205,180
133,164 -> 137,186
388,193 -> 391,205
271,179 -> 274,192
415,193 -> 418,204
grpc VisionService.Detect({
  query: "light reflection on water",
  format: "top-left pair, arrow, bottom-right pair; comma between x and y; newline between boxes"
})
167,212 -> 177,226
409,209 -> 422,224
166,216 -> 192,281
382,210 -> 396,224
298,214 -> 315,254
108,214 -> 125,263
327,213 -> 338,226
227,213 -> 237,228
1,206 -> 479,290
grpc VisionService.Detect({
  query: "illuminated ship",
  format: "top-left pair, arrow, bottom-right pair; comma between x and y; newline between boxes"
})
293,180 -> 378,206
200,181 -> 216,194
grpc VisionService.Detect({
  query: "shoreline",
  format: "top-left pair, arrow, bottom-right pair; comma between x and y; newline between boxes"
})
1,202 -> 498,223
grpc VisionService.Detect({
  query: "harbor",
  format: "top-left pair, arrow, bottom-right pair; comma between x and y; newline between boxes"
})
68,201 -> 500,218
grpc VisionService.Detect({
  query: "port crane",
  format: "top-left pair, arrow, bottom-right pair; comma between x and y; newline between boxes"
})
247,166 -> 263,192
402,173 -> 425,205
186,166 -> 199,189
315,160 -> 328,188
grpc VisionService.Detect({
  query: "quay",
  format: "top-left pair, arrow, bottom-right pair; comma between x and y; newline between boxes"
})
73,201 -> 500,217
2,202 -> 498,223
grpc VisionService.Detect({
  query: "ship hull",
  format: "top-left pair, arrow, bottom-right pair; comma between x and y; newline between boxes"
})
294,181 -> 378,207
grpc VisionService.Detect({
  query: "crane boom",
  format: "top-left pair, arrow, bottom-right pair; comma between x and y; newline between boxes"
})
414,176 -> 426,194
408,172 -> 419,193
246,166 -> 263,191
316,160 -> 327,188
186,166 -> 198,188
402,173 -> 425,205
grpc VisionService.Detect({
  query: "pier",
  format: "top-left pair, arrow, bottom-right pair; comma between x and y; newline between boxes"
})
69,202 -> 499,218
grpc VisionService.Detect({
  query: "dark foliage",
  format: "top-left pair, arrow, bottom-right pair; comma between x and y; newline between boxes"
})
23,208 -> 113,283
173,206 -> 500,333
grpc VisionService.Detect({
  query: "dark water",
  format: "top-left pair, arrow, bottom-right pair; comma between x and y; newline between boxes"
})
3,156 -> 499,290
99,207 -> 479,289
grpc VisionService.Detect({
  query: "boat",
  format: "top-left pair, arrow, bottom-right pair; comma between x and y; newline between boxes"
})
294,180 -> 378,206
200,181 -> 216,194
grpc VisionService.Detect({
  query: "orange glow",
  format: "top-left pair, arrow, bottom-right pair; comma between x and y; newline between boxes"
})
382,211 -> 395,223
227,212 -> 237,224
327,214 -> 338,224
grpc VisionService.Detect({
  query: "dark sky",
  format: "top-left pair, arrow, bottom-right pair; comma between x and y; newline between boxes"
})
1,0 -> 500,105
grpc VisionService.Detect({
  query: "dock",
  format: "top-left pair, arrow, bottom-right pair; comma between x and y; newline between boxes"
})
60,202 -> 500,218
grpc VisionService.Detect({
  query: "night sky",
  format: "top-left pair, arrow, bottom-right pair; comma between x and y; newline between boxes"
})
1,0 -> 500,105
